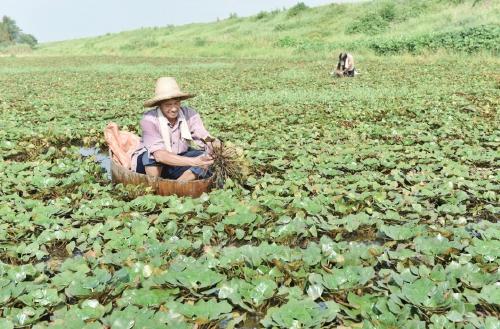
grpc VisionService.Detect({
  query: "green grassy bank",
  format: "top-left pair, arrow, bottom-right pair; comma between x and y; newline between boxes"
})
14,0 -> 497,58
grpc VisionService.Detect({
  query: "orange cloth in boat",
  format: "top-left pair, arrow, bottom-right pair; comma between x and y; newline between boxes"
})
104,122 -> 140,170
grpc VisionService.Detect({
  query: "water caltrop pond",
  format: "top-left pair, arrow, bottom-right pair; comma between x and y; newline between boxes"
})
0,52 -> 498,328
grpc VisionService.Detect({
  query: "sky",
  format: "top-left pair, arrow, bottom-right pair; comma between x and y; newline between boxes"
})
0,0 -> 353,43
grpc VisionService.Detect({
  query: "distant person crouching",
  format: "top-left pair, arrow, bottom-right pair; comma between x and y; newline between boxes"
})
332,52 -> 358,77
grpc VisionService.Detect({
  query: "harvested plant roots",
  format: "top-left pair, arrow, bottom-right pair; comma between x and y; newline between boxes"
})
203,137 -> 249,188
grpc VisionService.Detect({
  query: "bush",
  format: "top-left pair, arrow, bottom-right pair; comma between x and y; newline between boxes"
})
255,11 -> 268,20
346,13 -> 389,35
17,33 -> 37,48
398,1 -> 431,21
194,37 -> 207,47
275,36 -> 297,48
379,2 -> 396,22
346,2 -> 409,35
0,16 -> 37,48
369,25 -> 500,54
287,2 -> 308,17
274,36 -> 330,53
119,43 -> 134,51
119,37 -> 159,52
273,23 -> 297,32
141,38 -> 159,48
274,24 -> 286,32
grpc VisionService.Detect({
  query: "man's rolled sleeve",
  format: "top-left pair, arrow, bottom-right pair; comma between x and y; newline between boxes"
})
188,113 -> 211,148
140,117 -> 166,159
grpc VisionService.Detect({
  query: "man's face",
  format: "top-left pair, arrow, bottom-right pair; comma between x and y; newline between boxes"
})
159,98 -> 181,121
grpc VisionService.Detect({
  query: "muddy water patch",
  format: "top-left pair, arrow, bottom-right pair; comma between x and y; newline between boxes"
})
79,147 -> 111,179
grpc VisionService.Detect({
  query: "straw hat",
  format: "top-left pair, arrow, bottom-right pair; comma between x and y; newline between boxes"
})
143,77 -> 195,107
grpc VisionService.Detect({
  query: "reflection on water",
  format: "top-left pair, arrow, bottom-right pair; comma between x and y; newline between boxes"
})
79,147 -> 111,179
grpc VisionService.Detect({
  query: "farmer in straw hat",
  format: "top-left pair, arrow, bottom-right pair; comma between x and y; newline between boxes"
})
131,77 -> 216,181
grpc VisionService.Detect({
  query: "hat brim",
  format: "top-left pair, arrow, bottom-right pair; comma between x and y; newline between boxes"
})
143,93 -> 195,107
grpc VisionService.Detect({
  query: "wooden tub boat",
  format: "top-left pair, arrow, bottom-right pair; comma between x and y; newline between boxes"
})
110,151 -> 213,198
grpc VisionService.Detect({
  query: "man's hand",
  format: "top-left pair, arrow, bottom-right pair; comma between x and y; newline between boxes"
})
206,138 -> 222,155
190,155 -> 214,169
154,150 -> 213,168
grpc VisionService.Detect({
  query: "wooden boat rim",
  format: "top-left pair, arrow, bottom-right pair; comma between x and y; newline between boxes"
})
109,150 -> 214,184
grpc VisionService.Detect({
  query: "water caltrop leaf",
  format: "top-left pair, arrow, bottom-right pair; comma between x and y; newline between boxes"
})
159,266 -> 225,290
262,299 -> 339,328
480,284 -> 500,305
380,224 -> 422,240
0,319 -> 14,329
168,299 -> 232,321
310,266 -> 375,291
116,288 -> 178,307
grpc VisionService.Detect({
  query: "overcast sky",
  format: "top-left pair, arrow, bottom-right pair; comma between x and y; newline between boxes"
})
1,0 -> 354,43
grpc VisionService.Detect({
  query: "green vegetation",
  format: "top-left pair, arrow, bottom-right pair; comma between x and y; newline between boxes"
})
0,53 -> 498,327
0,16 -> 37,50
286,2 -> 309,17
369,24 -> 500,54
0,0 -> 499,327
32,0 -> 499,57
345,2 -> 398,34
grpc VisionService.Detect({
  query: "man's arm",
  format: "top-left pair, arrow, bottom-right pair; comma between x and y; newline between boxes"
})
344,55 -> 354,72
185,108 -> 222,155
141,115 -> 168,158
185,108 -> 212,148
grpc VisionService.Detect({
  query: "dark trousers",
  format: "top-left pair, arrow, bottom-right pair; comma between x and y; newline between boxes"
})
345,68 -> 356,77
136,149 -> 211,179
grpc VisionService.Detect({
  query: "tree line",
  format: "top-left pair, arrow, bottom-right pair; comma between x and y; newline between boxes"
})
0,15 -> 37,48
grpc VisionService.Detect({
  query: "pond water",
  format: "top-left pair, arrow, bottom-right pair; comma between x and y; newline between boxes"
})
79,147 -> 111,179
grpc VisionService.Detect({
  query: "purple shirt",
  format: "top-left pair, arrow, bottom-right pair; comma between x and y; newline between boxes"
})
131,106 -> 210,169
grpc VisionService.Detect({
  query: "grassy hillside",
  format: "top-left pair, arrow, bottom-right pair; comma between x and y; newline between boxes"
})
34,0 -> 500,58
